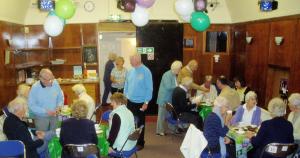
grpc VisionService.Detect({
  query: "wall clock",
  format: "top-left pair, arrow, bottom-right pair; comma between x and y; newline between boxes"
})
84,0 -> 95,12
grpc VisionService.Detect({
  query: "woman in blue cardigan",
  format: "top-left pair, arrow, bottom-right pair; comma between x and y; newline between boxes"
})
231,91 -> 262,126
246,98 -> 294,158
201,96 -> 232,158
156,60 -> 182,136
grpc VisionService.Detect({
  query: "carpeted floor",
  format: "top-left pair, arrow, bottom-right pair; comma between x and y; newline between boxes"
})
136,122 -> 184,158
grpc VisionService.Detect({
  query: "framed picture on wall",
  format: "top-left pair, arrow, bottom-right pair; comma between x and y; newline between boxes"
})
83,46 -> 97,64
183,37 -> 196,50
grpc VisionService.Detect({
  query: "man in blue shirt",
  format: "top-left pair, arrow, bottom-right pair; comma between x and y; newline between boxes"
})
28,68 -> 64,131
124,53 -> 153,150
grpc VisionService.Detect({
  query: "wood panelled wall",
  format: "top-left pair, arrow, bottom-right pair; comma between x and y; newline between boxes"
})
0,23 -> 98,108
0,21 -> 25,107
183,16 -> 300,107
183,24 -> 232,85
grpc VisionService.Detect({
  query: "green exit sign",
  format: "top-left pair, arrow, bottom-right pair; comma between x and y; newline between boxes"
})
137,47 -> 154,54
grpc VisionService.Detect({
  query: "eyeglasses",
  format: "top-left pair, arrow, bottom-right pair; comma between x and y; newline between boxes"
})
40,75 -> 54,83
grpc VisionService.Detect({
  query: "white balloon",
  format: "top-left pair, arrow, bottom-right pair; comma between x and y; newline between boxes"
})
175,0 -> 194,16
43,15 -> 64,37
131,5 -> 149,27
181,15 -> 191,22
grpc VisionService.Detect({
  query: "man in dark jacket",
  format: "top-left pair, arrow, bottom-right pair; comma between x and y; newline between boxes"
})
172,76 -> 202,130
102,52 -> 116,106
3,98 -> 45,158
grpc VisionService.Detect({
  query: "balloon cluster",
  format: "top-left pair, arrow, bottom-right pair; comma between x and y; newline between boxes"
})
117,0 -> 156,27
44,0 -> 76,37
175,0 -> 210,32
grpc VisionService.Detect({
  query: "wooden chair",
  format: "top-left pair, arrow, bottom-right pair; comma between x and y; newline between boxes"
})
259,143 -> 298,158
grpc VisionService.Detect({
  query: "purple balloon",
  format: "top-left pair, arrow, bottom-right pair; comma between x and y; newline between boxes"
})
136,0 -> 156,8
194,0 -> 207,11
117,0 -> 136,12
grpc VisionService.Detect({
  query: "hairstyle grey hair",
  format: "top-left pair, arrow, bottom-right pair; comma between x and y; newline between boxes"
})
71,100 -> 88,119
288,93 -> 300,107
108,52 -> 117,61
72,84 -> 86,95
268,97 -> 286,117
39,68 -> 53,78
181,76 -> 193,87
245,91 -> 257,103
17,84 -> 30,98
204,75 -> 213,82
7,97 -> 27,114
170,60 -> 182,71
214,96 -> 230,109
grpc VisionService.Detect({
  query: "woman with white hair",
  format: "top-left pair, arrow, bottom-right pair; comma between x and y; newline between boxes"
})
156,60 -> 182,136
196,75 -> 218,103
201,96 -> 231,158
72,84 -> 95,121
288,93 -> 300,146
246,97 -> 294,158
231,91 -> 262,126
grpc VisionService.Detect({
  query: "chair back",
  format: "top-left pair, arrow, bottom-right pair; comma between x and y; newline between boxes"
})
0,140 -> 25,158
99,110 -> 112,124
119,125 -> 144,152
165,103 -> 179,120
260,143 -> 298,158
2,106 -> 9,117
63,143 -> 100,158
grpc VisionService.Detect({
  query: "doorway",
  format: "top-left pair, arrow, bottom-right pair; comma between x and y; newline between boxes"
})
98,32 -> 136,103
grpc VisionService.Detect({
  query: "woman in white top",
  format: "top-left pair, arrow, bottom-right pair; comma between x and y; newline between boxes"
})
196,75 -> 217,103
288,93 -> 300,146
72,84 -> 95,121
110,57 -> 127,94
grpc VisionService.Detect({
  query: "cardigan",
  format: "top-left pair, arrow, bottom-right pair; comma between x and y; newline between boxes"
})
203,112 -> 229,152
3,113 -> 43,158
156,70 -> 177,106
249,117 -> 294,158
288,112 -> 300,140
59,118 -> 98,158
172,86 -> 196,118
231,105 -> 262,126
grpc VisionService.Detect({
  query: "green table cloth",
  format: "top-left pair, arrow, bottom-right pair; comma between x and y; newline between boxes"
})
48,124 -> 109,158
197,103 -> 213,120
227,129 -> 253,158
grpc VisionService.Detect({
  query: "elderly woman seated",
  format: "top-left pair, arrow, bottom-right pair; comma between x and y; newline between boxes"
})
201,96 -> 232,158
3,98 -> 48,158
246,97 -> 294,158
108,92 -> 136,153
231,91 -> 262,126
288,93 -> 300,148
60,100 -> 98,158
72,84 -> 96,121
196,75 -> 218,103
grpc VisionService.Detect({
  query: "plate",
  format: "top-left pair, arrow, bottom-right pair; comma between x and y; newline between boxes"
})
96,130 -> 103,134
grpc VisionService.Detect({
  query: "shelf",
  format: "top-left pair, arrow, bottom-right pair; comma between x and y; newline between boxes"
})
51,46 -> 81,50
50,63 -> 82,66
86,63 -> 98,66
15,61 -> 48,69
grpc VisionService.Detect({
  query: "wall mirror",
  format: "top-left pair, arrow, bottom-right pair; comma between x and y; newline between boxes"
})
204,31 -> 228,53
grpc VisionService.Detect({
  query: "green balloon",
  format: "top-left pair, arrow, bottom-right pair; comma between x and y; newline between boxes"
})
55,0 -> 76,19
190,12 -> 210,32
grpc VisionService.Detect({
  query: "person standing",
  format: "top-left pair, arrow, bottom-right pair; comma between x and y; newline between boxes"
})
177,60 -> 209,92
124,53 -> 153,150
102,52 -> 117,106
110,56 -> 127,94
28,68 -> 64,131
156,60 -> 182,136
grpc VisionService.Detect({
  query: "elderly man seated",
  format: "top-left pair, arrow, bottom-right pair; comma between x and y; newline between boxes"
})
172,76 -> 202,130
288,93 -> 300,149
3,97 -> 54,158
231,91 -> 262,126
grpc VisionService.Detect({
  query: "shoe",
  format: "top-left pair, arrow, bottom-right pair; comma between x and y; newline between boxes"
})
156,133 -> 165,136
136,145 -> 144,151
